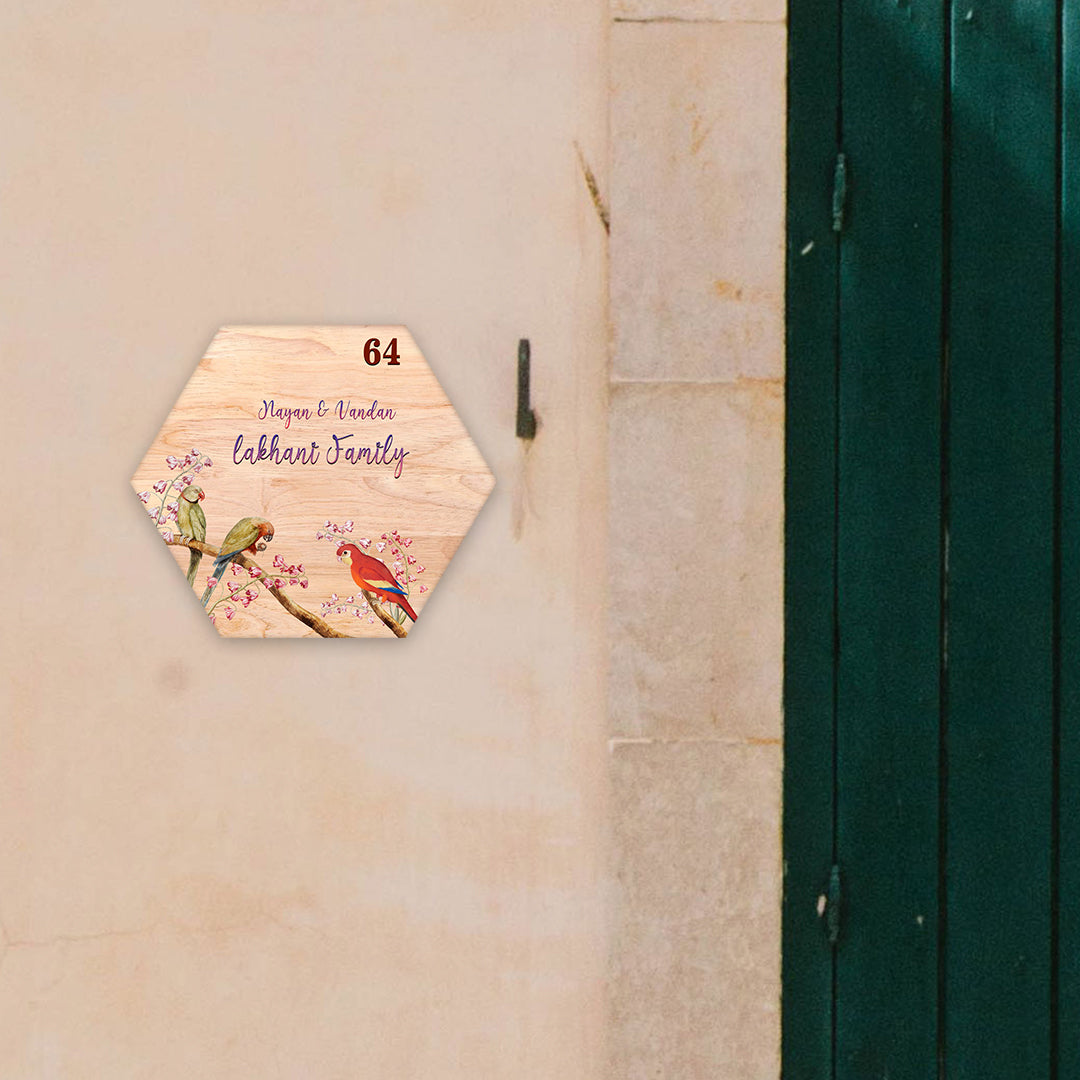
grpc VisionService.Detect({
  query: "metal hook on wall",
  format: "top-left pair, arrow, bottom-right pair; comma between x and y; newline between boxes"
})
516,338 -> 537,440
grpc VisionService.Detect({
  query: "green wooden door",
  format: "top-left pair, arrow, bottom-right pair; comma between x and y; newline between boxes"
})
784,1 -> 1074,1076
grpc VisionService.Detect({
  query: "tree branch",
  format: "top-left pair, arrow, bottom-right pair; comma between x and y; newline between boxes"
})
359,588 -> 409,639
167,538 -> 349,638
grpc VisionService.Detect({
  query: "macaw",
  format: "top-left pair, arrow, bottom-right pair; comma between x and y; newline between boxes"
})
201,517 -> 275,606
177,485 -> 206,586
336,543 -> 418,622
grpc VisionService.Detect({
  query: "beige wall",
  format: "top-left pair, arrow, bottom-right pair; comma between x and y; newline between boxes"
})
607,1 -> 785,1076
0,2 -> 785,1076
0,4 -> 609,1077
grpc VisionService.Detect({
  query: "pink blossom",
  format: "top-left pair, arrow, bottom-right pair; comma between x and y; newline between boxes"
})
165,456 -> 180,469
161,529 -> 174,542
418,584 -> 428,594
137,490 -> 150,503
376,542 -> 386,553
296,564 -> 304,574
273,554 -> 285,569
248,566 -> 262,578
274,578 -> 286,589
203,458 -> 213,468
393,561 -> 404,574
359,538 -> 371,549
207,576 -> 218,589
403,538 -> 413,548
224,605 -> 236,620
380,533 -> 388,540
416,564 -> 425,574
208,614 -> 217,625
300,579 -> 309,589
147,506 -> 161,521
190,448 -> 199,456
153,479 -> 168,494
407,555 -> 417,565
343,520 -> 354,532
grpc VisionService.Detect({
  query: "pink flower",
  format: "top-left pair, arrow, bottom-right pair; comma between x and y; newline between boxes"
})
274,578 -> 286,589
203,458 -> 213,468
248,566 -> 262,578
207,576 -> 218,589
153,479 -> 168,494
296,564 -> 304,574
359,538 -> 371,549
380,533 -> 388,540
416,564 -> 425,574
137,490 -> 150,503
208,614 -> 217,625
407,555 -> 417,565
392,561 -> 404,574
376,542 -> 386,553
190,448 -> 199,456
147,506 -> 161,521
161,529 -> 174,542
273,554 -> 285,569
402,538 -> 413,548
230,562 -> 241,575
418,584 -> 428,594
165,456 -> 180,470
224,605 -> 236,620
300,579 -> 309,589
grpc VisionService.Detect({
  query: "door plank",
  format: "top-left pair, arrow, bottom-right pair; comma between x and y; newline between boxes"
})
835,1 -> 945,1076
947,2 -> 1058,1075
1057,0 -> 1079,1071
782,0 -> 841,1073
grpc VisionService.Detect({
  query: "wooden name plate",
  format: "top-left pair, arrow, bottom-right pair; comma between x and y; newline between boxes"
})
131,326 -> 495,638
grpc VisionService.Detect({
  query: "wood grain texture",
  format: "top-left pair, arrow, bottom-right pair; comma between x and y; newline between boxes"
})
131,326 -> 495,638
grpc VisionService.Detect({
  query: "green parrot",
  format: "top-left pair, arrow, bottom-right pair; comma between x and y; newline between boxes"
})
201,517 -> 275,606
177,485 -> 206,586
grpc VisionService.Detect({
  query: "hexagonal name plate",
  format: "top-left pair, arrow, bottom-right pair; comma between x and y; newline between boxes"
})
132,326 -> 494,638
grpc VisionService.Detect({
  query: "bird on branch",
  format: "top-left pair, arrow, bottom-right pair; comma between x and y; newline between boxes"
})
177,485 -> 206,585
201,517 -> 275,606
336,542 -> 418,622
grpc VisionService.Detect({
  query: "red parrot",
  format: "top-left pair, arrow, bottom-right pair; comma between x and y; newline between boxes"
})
337,542 -> 418,621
